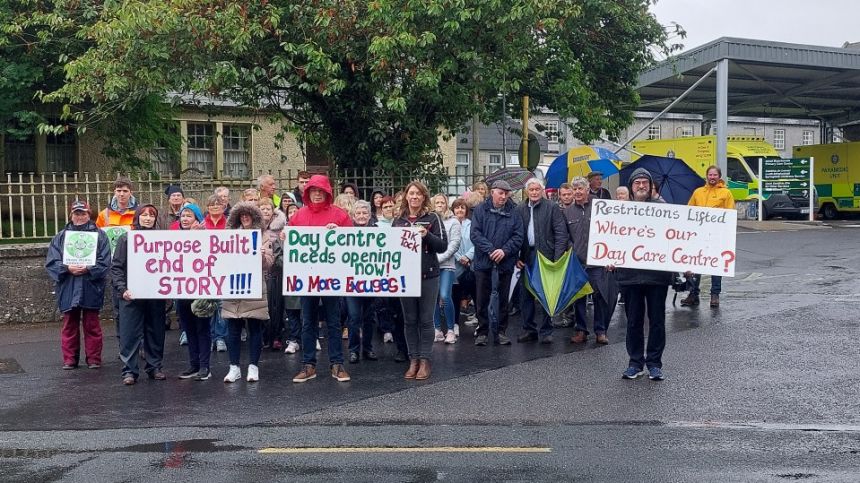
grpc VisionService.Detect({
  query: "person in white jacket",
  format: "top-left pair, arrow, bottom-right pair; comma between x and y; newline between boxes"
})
432,194 -> 462,343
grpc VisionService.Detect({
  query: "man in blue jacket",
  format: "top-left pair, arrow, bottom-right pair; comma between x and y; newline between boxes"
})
470,180 -> 524,346
45,200 -> 112,369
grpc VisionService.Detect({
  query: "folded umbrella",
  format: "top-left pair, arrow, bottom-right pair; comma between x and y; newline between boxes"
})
524,249 -> 592,317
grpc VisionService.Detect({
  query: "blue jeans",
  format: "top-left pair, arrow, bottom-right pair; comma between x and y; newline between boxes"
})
690,274 -> 722,296
433,269 -> 457,332
285,309 -> 301,343
226,318 -> 262,366
301,296 -> 343,366
176,300 -> 211,371
345,297 -> 374,355
210,302 -> 227,342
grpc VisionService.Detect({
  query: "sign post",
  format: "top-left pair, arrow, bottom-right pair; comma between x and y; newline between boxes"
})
760,157 -> 815,221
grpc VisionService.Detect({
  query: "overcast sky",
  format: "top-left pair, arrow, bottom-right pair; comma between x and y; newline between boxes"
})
650,0 -> 860,54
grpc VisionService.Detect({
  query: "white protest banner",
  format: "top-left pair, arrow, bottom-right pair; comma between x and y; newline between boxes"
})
282,227 -> 422,297
62,231 -> 99,266
128,229 -> 263,299
587,199 -> 737,277
101,225 -> 131,255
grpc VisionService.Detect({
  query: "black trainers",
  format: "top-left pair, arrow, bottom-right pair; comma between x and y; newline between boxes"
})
195,368 -> 211,381
474,335 -> 488,346
178,368 -> 199,379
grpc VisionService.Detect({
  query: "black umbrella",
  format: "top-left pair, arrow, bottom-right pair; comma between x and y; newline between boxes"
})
619,155 -> 705,204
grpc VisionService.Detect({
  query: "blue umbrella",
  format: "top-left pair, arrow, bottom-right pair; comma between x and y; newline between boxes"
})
544,146 -> 622,189
619,155 -> 705,204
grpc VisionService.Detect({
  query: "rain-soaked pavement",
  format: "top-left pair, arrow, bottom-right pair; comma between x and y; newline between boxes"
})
1,220 -> 860,481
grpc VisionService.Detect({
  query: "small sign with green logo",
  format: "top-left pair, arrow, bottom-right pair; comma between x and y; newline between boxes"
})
63,231 -> 99,266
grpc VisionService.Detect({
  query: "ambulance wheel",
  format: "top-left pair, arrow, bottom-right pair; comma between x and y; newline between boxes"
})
822,203 -> 838,220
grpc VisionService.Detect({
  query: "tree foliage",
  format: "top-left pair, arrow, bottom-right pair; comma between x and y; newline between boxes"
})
20,0 -> 675,173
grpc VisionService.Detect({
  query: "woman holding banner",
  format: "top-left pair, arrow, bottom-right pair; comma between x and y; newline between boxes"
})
392,181 -> 447,380
172,203 -> 214,381
221,202 -> 274,383
110,204 -> 168,385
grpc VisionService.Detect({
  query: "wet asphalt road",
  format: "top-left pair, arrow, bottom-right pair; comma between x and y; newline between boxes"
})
1,221 -> 859,481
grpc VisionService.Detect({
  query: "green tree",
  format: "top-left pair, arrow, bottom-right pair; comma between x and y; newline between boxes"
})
44,0 -> 674,174
1,0 -> 180,172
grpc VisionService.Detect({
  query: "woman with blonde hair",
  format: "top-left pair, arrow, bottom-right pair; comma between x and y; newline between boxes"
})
391,182 -> 447,380
431,194 -> 462,344
471,180 -> 489,199
334,193 -> 356,217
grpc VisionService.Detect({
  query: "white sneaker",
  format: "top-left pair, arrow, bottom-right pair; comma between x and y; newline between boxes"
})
453,325 -> 460,337
246,364 -> 259,382
445,331 -> 457,344
284,341 -> 299,354
383,332 -> 394,343
215,339 -> 227,352
224,365 -> 241,383
316,340 -> 321,351
434,329 -> 444,342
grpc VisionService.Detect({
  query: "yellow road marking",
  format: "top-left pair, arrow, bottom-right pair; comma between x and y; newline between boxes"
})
259,446 -> 551,454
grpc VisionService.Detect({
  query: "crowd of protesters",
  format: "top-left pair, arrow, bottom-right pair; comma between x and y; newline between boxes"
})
47,165 -> 734,385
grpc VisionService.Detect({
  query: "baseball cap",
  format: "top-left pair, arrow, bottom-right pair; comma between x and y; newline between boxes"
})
70,200 -> 90,214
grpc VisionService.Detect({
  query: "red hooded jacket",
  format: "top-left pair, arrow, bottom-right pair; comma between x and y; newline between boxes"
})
288,175 -> 352,227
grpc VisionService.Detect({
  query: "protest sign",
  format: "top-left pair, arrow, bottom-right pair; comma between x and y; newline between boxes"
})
587,199 -> 737,277
62,231 -> 99,266
127,229 -> 263,299
101,226 -> 131,255
282,227 -> 422,297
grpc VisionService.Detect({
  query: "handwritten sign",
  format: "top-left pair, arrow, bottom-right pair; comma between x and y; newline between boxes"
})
587,199 -> 737,277
101,226 -> 131,255
63,231 -> 99,266
127,230 -> 263,299
282,227 -> 422,297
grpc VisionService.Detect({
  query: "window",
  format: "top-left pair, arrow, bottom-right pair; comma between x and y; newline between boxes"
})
186,123 -> 215,176
680,126 -> 694,138
773,129 -> 785,150
727,158 -> 752,183
150,125 -> 180,177
802,130 -> 814,146
455,153 -> 471,177
45,125 -> 76,173
647,125 -> 661,140
3,132 -> 36,173
543,121 -> 560,143
488,153 -> 502,171
222,124 -> 250,178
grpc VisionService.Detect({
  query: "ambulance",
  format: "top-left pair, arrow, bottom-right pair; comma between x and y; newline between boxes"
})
632,135 -> 812,219
793,141 -> 860,219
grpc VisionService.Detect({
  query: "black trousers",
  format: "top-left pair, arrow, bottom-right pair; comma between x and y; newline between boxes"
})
475,268 -> 513,337
621,285 -> 668,369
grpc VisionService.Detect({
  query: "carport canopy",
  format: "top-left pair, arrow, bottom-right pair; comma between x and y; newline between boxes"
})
634,37 -> 860,172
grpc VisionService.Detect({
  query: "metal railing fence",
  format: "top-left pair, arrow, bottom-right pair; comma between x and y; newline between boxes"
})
0,167 -> 493,240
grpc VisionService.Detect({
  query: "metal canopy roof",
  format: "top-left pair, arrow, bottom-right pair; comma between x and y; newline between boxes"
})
636,37 -> 860,125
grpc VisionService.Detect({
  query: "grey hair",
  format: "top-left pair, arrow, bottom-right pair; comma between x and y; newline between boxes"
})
571,176 -> 588,188
525,178 -> 545,190
214,186 -> 230,196
353,200 -> 372,213
615,186 -> 630,194
256,174 -> 274,188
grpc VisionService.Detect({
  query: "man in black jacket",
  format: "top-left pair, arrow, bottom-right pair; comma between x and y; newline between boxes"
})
615,168 -> 672,381
516,178 -> 568,344
566,177 -> 617,346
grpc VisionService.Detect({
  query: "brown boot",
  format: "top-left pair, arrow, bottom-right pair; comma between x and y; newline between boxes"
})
404,359 -> 419,379
415,359 -> 431,380
710,294 -> 720,307
570,331 -> 587,344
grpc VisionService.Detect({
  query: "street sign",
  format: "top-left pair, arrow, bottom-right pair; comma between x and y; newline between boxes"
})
761,158 -> 811,180
761,180 -> 809,193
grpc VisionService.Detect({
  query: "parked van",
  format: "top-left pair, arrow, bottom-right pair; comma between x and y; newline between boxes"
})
632,135 -> 812,219
793,141 -> 860,219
